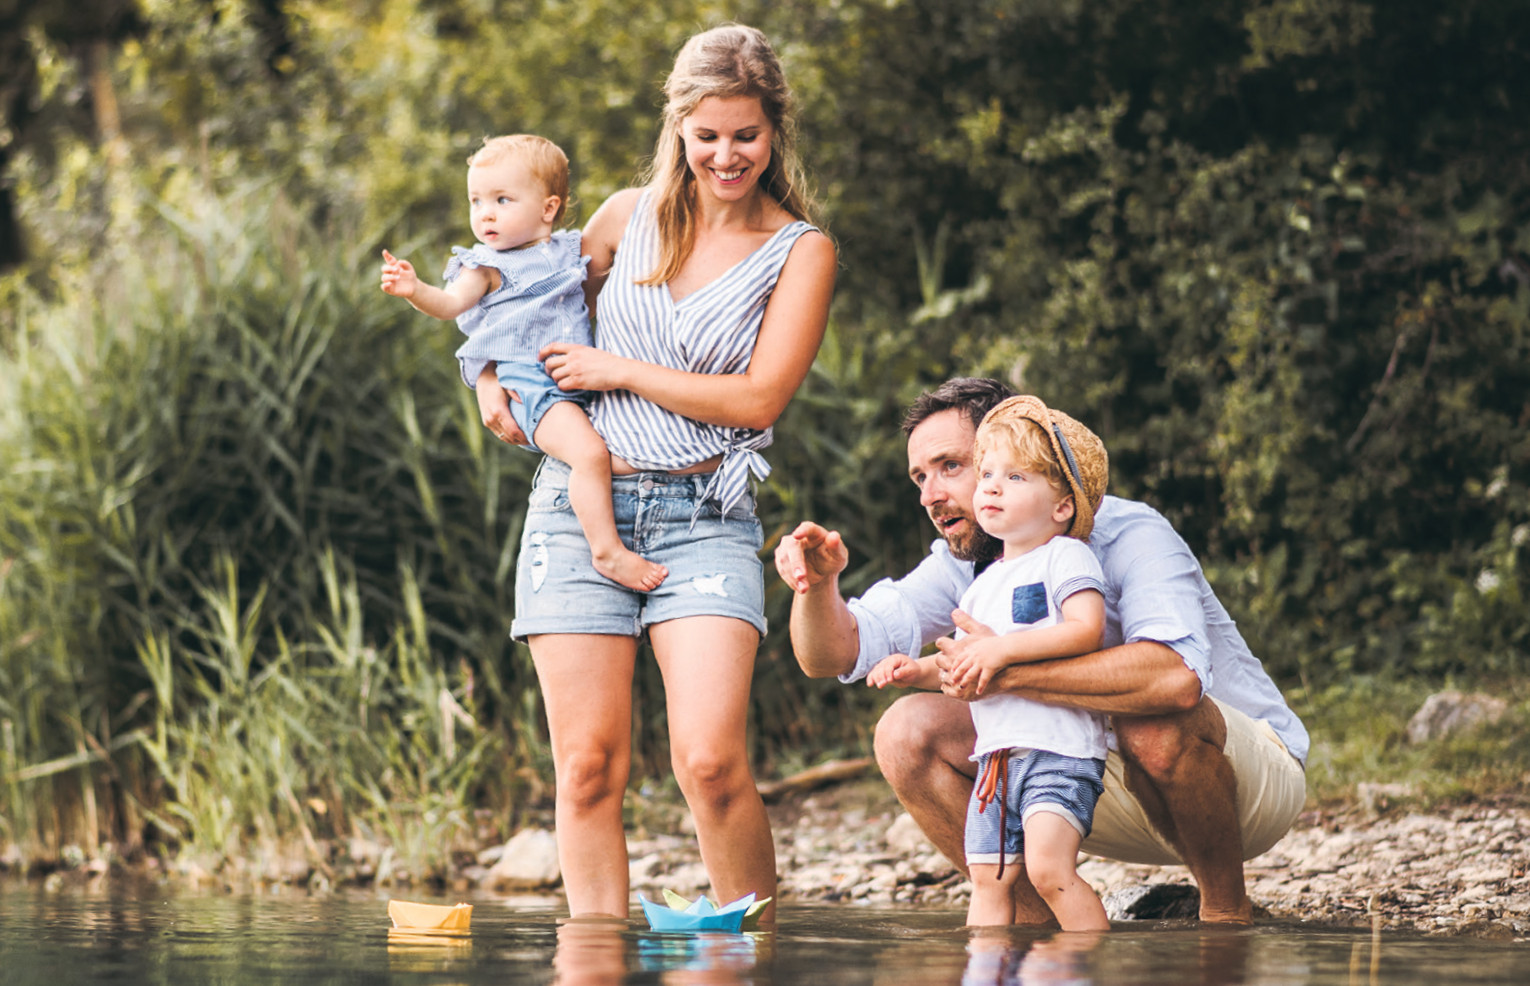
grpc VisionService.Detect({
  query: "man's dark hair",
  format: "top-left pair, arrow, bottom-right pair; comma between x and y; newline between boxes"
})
901,377 -> 1017,435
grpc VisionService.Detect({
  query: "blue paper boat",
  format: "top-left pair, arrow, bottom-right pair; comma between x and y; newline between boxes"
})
638,891 -> 769,933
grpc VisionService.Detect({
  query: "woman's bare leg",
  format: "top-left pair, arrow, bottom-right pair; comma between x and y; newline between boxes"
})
529,632 -> 638,917
649,616 -> 776,921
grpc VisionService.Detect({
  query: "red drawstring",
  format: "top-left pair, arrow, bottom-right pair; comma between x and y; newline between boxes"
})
975,749 -> 1012,881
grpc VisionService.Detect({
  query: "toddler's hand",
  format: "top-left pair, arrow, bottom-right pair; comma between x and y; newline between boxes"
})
868,654 -> 916,689
380,249 -> 418,298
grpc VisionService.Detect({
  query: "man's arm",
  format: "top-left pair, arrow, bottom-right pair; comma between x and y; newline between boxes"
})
776,522 -> 859,678
936,611 -> 1201,716
947,589 -> 1106,695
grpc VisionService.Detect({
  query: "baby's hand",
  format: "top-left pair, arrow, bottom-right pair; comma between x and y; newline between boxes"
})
868,653 -> 917,689
380,249 -> 418,298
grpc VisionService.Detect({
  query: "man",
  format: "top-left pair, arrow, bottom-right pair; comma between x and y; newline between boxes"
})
775,378 -> 1307,925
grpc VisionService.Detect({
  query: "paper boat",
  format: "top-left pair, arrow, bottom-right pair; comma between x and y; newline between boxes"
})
387,899 -> 473,934
638,890 -> 772,932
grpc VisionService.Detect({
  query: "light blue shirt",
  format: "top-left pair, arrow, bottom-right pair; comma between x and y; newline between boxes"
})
448,231 -> 593,388
842,495 -> 1310,764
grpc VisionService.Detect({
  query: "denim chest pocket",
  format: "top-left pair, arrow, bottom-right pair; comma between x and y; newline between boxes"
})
1011,582 -> 1049,624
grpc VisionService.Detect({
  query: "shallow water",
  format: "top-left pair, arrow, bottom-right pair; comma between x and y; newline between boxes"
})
0,886 -> 1525,985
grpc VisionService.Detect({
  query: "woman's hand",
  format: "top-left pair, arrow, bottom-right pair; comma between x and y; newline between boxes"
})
475,364 -> 527,445
539,341 -> 633,393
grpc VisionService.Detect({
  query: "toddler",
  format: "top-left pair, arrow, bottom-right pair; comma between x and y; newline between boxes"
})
381,135 -> 665,591
870,395 -> 1111,930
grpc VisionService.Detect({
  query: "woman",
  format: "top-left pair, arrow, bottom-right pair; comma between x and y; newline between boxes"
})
476,24 -> 836,920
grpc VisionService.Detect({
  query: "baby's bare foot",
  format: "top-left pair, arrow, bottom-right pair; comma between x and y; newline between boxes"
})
593,547 -> 667,592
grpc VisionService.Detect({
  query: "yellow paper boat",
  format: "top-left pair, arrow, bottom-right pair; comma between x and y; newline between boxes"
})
388,899 -> 473,934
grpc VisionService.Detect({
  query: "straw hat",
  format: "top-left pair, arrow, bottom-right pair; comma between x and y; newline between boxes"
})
979,395 -> 1109,541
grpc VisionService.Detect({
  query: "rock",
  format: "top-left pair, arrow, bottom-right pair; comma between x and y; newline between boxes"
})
1101,883 -> 1201,920
486,828 -> 561,889
348,837 -> 384,867
1358,782 -> 1417,813
884,812 -> 933,855
629,852 -> 663,883
1405,691 -> 1509,744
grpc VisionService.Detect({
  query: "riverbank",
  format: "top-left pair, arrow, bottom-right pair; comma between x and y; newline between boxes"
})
7,779 -> 1525,941
623,778 -> 1528,940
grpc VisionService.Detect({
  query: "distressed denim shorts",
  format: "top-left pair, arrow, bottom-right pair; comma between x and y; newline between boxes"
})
964,749 -> 1106,866
509,457 -> 766,640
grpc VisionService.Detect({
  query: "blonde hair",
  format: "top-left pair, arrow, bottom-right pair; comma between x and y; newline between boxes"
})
638,24 -> 816,285
974,416 -> 1070,499
976,395 -> 1110,541
468,135 -> 570,225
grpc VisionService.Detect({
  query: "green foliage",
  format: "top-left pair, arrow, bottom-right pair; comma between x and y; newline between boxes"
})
0,183 -> 526,863
1298,675 -> 1530,808
3,0 -> 1529,862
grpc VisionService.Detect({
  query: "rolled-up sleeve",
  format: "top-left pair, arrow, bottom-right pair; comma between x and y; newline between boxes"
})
1100,517 -> 1214,695
840,542 -> 973,684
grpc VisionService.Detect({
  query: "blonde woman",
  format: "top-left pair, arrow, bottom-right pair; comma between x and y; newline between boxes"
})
477,24 -> 836,921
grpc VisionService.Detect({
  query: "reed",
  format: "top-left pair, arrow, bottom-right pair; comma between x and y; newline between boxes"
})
0,185 -> 529,869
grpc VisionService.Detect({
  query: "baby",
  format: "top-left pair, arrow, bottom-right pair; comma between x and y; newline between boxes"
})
381,135 -> 665,591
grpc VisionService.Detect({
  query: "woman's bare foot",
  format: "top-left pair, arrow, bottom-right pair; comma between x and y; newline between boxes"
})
592,546 -> 667,591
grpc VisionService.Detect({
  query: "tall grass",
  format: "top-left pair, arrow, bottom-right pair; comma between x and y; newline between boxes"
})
0,184 -> 537,869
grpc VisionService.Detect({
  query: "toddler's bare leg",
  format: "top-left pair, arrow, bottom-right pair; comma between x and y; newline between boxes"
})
967,861 -> 1023,926
534,402 -> 667,591
1022,811 -> 1108,931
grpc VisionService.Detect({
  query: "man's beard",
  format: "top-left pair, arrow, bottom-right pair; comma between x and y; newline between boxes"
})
940,511 -> 1004,570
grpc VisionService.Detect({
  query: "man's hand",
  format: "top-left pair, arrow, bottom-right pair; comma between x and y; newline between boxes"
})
475,364 -> 527,446
774,521 -> 848,594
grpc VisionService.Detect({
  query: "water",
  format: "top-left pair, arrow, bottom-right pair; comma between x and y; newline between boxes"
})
0,886 -> 1525,985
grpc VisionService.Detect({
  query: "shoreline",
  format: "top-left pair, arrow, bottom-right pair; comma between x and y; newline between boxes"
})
7,781 -> 1526,941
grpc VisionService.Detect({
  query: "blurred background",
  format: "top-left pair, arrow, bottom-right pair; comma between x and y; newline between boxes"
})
1,0 -> 1526,878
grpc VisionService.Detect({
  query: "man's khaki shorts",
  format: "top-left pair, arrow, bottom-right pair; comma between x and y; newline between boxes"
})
1080,697 -> 1307,865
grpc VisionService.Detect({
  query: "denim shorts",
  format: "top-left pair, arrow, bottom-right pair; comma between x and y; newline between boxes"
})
496,359 -> 586,455
509,457 -> 766,639
964,749 -> 1106,866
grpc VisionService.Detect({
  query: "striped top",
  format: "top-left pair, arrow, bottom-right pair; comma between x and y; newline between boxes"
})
448,231 -> 593,388
590,191 -> 816,517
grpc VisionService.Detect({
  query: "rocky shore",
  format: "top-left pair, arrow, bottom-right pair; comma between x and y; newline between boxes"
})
603,779 -> 1527,940
11,777 -> 1525,941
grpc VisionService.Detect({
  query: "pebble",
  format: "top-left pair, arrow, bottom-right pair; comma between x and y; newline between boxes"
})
624,793 -> 1530,938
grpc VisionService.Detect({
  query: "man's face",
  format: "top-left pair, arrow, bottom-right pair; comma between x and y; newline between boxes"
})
906,408 -> 1001,564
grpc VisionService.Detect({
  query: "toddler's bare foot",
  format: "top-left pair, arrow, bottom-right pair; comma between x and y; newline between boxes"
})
593,547 -> 667,591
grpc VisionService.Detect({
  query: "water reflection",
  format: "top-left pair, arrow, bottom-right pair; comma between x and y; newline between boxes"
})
1,887 -> 1527,985
553,915 -> 766,985
950,925 -> 1307,986
385,927 -> 474,975
636,930 -> 760,983
963,929 -> 1104,985
553,917 -> 629,985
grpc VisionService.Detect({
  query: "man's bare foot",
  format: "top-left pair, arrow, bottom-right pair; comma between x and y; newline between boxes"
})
593,547 -> 667,591
1199,897 -> 1254,926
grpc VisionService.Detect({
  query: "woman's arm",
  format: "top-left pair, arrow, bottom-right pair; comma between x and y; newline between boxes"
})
547,230 -> 838,430
580,188 -> 644,323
